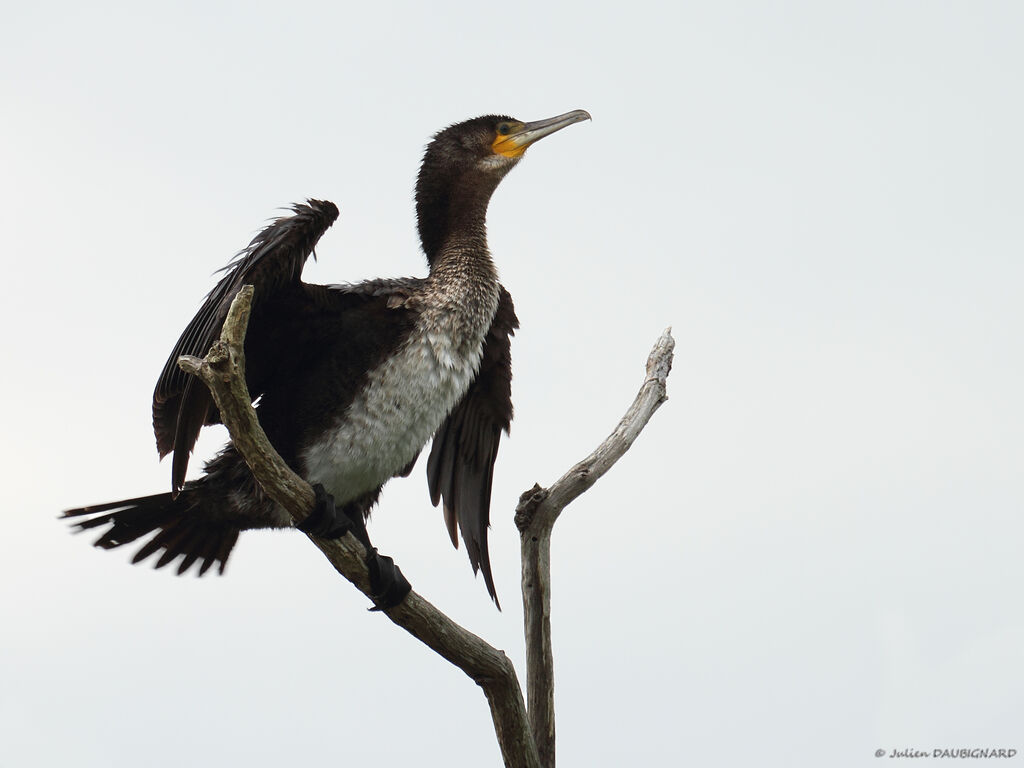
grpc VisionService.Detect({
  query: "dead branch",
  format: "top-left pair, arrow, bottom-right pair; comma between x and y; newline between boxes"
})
178,285 -> 674,768
178,285 -> 541,768
516,328 -> 675,768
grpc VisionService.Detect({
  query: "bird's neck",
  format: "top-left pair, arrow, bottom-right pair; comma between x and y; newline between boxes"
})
420,184 -> 500,332
417,170 -> 500,271
428,238 -> 498,291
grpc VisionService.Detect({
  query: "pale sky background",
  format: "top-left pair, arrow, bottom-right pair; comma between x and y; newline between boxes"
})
2,2 -> 1022,766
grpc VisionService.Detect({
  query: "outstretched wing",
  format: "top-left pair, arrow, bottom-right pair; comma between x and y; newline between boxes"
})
426,287 -> 519,607
153,199 -> 340,493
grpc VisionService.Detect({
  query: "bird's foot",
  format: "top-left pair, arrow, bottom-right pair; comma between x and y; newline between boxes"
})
365,548 -> 411,611
296,484 -> 362,540
298,484 -> 411,611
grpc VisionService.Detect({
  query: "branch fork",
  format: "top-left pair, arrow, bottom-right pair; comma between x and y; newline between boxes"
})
178,284 -> 674,768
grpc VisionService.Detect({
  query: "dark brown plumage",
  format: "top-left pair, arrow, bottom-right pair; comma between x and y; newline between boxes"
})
63,110 -> 590,604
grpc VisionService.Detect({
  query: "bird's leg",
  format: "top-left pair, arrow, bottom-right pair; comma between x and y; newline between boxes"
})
297,484 -> 411,610
296,483 -> 362,540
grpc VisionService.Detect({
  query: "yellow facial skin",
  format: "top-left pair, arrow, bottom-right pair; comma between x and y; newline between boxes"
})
491,122 -> 528,158
490,110 -> 592,159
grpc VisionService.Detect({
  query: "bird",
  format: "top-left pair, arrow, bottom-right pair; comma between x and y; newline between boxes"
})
62,109 -> 591,608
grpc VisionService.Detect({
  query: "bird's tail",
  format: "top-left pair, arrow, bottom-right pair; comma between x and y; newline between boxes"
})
61,490 -> 240,576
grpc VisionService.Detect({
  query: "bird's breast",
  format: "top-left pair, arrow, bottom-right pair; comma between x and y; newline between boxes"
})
301,288 -> 498,505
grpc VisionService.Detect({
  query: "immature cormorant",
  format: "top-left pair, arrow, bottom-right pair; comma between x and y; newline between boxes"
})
63,109 -> 591,607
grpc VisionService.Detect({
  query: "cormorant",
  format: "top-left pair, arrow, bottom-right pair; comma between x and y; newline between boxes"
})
62,109 -> 591,608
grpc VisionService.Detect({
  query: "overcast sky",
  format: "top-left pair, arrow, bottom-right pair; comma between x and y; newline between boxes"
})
3,2 -> 1022,766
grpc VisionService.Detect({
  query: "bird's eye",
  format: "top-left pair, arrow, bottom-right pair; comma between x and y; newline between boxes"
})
497,123 -> 511,136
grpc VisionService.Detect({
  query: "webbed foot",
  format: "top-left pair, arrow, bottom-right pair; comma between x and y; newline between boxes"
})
365,548 -> 411,611
298,484 -> 411,610
297,484 -> 364,541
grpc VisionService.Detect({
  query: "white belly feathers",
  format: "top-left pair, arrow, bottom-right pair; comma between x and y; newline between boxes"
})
301,297 -> 494,504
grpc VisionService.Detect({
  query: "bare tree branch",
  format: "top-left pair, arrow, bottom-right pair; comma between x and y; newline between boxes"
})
178,285 -> 674,768
178,285 -> 541,768
515,328 -> 675,768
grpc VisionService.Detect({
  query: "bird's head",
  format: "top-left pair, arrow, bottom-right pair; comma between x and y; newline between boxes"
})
416,110 -> 591,262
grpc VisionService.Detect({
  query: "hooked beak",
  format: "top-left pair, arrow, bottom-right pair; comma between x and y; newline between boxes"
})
493,109 -> 592,158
